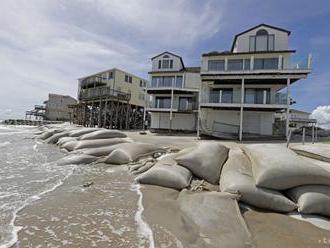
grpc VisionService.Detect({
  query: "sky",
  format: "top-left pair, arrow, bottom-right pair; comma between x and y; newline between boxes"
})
0,0 -> 330,127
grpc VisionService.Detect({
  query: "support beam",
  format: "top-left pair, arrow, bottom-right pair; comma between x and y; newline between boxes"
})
312,124 -> 315,144
239,78 -> 245,141
286,78 -> 291,140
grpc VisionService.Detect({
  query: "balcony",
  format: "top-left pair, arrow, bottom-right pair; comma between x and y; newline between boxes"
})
202,54 -> 312,74
79,86 -> 131,101
146,98 -> 197,112
200,91 -> 288,109
81,76 -> 107,89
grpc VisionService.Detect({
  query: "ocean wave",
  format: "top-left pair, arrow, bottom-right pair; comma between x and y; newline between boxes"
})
0,168 -> 75,248
130,183 -> 155,248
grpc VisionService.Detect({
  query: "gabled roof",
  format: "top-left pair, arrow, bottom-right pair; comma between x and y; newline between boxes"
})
151,51 -> 185,68
202,50 -> 295,57
231,24 -> 291,52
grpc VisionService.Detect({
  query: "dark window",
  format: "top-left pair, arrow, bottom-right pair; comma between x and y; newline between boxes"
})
176,76 -> 183,88
108,72 -> 113,79
208,60 -> 225,71
228,59 -> 243,71
245,89 -> 270,104
244,59 -> 251,70
169,60 -> 173,69
209,89 -> 233,103
158,60 -> 161,69
125,75 -> 132,83
254,58 -> 278,70
156,97 -> 171,108
249,29 -> 276,52
179,97 -> 193,110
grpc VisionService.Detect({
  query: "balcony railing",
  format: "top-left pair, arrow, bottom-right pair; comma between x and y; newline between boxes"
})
201,91 -> 287,105
81,76 -> 107,88
204,54 -> 312,72
79,86 -> 131,101
147,99 -> 197,111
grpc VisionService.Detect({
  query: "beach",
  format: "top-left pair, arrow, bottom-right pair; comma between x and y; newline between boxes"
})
1,124 -> 330,247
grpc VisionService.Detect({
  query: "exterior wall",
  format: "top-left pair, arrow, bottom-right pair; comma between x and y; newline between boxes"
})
151,53 -> 184,72
233,26 -> 289,52
113,69 -> 146,107
200,108 -> 274,135
78,68 -> 148,107
184,72 -> 201,89
45,94 -> 77,121
150,112 -> 196,131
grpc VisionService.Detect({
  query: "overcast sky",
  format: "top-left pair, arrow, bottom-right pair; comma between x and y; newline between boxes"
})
0,0 -> 330,126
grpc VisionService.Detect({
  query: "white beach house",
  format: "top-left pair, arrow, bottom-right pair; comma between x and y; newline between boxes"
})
147,52 -> 201,132
199,24 -> 312,140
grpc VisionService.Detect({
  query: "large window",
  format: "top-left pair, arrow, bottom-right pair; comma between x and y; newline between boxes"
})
245,89 -> 270,104
228,59 -> 243,71
155,97 -> 171,108
249,29 -> 275,52
208,60 -> 225,71
125,74 -> 132,83
158,55 -> 173,69
254,58 -> 278,70
179,97 -> 193,110
151,76 -> 183,88
210,89 -> 233,103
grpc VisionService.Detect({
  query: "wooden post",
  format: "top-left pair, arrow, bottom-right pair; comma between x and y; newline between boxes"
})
98,100 -> 102,128
286,78 -> 291,140
302,127 -> 305,145
103,100 -> 108,128
312,123 -> 315,144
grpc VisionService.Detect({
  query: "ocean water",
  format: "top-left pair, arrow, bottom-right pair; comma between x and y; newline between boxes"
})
0,125 -> 156,248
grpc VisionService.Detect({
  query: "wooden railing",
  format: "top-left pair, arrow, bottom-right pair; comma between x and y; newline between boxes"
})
79,86 -> 131,101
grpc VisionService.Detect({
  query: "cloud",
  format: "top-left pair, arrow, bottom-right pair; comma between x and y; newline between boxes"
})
311,105 -> 330,129
0,0 -> 225,119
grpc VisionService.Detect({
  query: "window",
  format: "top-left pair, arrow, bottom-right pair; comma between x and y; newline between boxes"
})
108,72 -> 113,79
208,60 -> 225,71
210,89 -> 233,103
179,97 -> 193,110
228,59 -> 243,71
151,76 -> 174,87
176,76 -> 183,88
155,97 -> 171,108
125,74 -> 132,83
245,89 -> 270,104
249,29 -> 275,52
158,55 -> 174,69
163,76 -> 173,87
244,59 -> 251,70
254,58 -> 278,70
140,80 -> 144,87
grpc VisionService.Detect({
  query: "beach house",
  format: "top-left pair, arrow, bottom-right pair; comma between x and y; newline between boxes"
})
199,24 -> 312,140
147,52 -> 201,132
72,68 -> 148,129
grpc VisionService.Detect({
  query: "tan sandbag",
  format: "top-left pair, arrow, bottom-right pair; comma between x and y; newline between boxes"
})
46,131 -> 71,144
220,149 -> 296,212
177,190 -> 252,247
104,142 -> 166,164
68,128 -> 100,137
57,154 -> 98,165
73,144 -> 123,157
291,144 -> 330,163
175,142 -> 229,185
287,185 -> 330,217
38,129 -> 62,140
243,144 -> 330,190
135,155 -> 192,190
74,138 -> 132,150
61,140 -> 80,151
79,129 -> 127,140
57,137 -> 77,146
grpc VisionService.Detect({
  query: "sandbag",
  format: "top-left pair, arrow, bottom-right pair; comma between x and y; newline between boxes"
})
177,190 -> 252,247
57,154 -> 98,165
79,129 -> 127,140
104,142 -> 166,164
68,128 -> 100,137
291,144 -> 330,163
175,142 -> 229,184
220,149 -> 296,212
243,144 -> 330,190
74,138 -> 132,150
61,140 -> 80,151
46,131 -> 71,144
73,144 -> 123,157
287,185 -> 330,217
57,137 -> 77,146
136,155 -> 192,190
38,129 -> 62,140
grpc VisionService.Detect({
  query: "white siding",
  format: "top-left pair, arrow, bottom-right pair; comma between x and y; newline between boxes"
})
150,112 -> 196,131
151,53 -> 184,71
234,26 -> 289,53
184,72 -> 201,89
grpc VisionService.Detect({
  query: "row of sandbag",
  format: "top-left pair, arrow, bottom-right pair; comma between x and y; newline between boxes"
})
36,127 -> 166,166
136,142 -> 330,218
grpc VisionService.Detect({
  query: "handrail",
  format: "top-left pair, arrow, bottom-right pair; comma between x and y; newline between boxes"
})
79,86 -> 131,101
